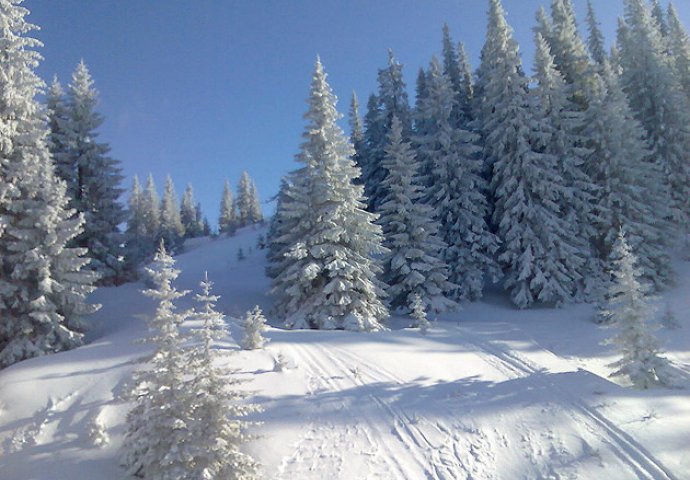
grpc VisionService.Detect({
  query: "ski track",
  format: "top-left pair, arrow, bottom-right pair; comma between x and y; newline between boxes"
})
458,326 -> 678,480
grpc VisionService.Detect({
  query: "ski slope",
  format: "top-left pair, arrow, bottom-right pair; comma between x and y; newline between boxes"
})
0,226 -> 688,479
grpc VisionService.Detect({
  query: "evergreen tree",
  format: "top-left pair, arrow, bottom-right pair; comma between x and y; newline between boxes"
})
410,293 -> 430,334
602,232 -> 673,388
266,177 -> 296,281
46,77 -> 72,188
441,25 -> 473,127
124,175 -> 154,272
189,274 -> 261,479
583,62 -> 673,287
377,116 -> 456,313
236,171 -> 253,227
619,0 -> 690,233
270,58 -> 388,331
349,91 -> 366,176
532,33 -> 600,299
159,175 -> 185,252
121,243 -> 194,478
241,305 -> 268,350
141,174 -> 161,242
361,50 -> 412,212
668,4 -> 690,101
180,184 -> 202,238
477,0 -> 580,308
585,0 -> 607,65
248,180 -> 263,224
0,0 -> 98,367
58,61 -> 126,283
418,57 -> 500,302
651,0 -> 669,38
219,179 -> 237,235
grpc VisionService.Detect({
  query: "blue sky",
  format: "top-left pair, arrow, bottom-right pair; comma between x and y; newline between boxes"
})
29,0 -> 690,224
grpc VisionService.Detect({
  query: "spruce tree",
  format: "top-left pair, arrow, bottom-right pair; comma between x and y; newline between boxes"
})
361,50 -> 412,212
159,175 -> 185,252
619,0 -> 690,233
585,0 -> 607,65
121,243 -> 194,478
0,0 -> 98,367
349,91 -> 366,176
270,58 -> 388,331
651,0 -> 669,38
377,116 -> 456,313
477,0 -> 579,308
602,232 -> 673,389
668,4 -> 690,101
180,184 -> 202,238
124,175 -> 153,272
248,180 -> 263,224
59,61 -> 126,283
46,77 -> 72,187
583,62 -> 673,287
141,173 -> 161,242
241,305 -> 268,350
236,171 -> 253,227
219,179 -> 237,235
418,57 -> 500,302
189,274 -> 261,479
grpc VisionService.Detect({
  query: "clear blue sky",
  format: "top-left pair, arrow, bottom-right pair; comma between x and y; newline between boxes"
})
29,0 -> 690,224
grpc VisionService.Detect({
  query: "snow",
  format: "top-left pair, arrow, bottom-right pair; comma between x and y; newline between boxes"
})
0,224 -> 688,479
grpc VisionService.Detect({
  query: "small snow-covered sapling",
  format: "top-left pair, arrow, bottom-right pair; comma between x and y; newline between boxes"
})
410,294 -> 430,334
241,305 -> 268,350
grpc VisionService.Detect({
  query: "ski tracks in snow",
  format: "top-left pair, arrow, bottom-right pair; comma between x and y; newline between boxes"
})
458,326 -> 678,480
278,341 -> 493,480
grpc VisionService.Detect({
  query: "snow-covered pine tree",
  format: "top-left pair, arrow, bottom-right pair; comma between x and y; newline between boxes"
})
241,305 -> 268,350
180,184 -> 202,238
46,77 -> 72,188
159,175 -> 185,252
123,175 -> 154,274
0,0 -> 99,368
378,116 -> 456,313
270,58 -> 388,331
441,24 -> 474,129
417,57 -> 500,302
265,176 -> 296,282
651,0 -> 669,39
546,0 -> 596,108
188,273 -> 260,479
602,232 -> 673,389
668,4 -> 690,102
361,50 -> 412,212
583,61 -> 673,288
248,180 -> 263,224
618,0 -> 690,234
532,33 -> 600,300
121,242 -> 194,478
349,91 -> 366,177
477,0 -> 580,308
219,179 -> 237,235
410,293 -> 430,334
141,174 -> 161,242
236,171 -> 253,228
585,0 -> 607,65
58,61 -> 126,283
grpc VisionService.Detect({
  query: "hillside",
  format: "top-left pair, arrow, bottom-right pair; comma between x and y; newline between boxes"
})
0,225 -> 688,480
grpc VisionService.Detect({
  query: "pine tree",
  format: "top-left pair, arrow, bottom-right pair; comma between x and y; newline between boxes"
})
219,179 -> 237,235
241,305 -> 268,350
159,175 -> 185,252
46,77 -> 72,188
619,0 -> 690,234
349,91 -> 366,176
180,184 -> 202,238
121,243 -> 194,478
441,24 -> 474,128
141,174 -> 161,241
410,293 -> 430,334
477,0 -> 580,308
668,4 -> 690,101
361,50 -> 412,212
651,0 -> 669,38
57,61 -> 126,283
532,33 -> 600,299
585,0 -> 607,65
248,180 -> 263,224
189,274 -> 260,479
270,58 -> 388,331
124,175 -> 154,272
266,177 -> 296,281
378,116 -> 456,313
0,0 -> 98,367
583,62 -> 673,287
602,232 -> 673,389
236,171 -> 253,227
418,57 -> 500,302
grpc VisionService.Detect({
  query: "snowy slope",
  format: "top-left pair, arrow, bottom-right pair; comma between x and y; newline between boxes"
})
0,225 -> 689,479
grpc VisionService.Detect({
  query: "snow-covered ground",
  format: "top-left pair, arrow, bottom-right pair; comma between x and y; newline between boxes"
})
1,226 -> 688,479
